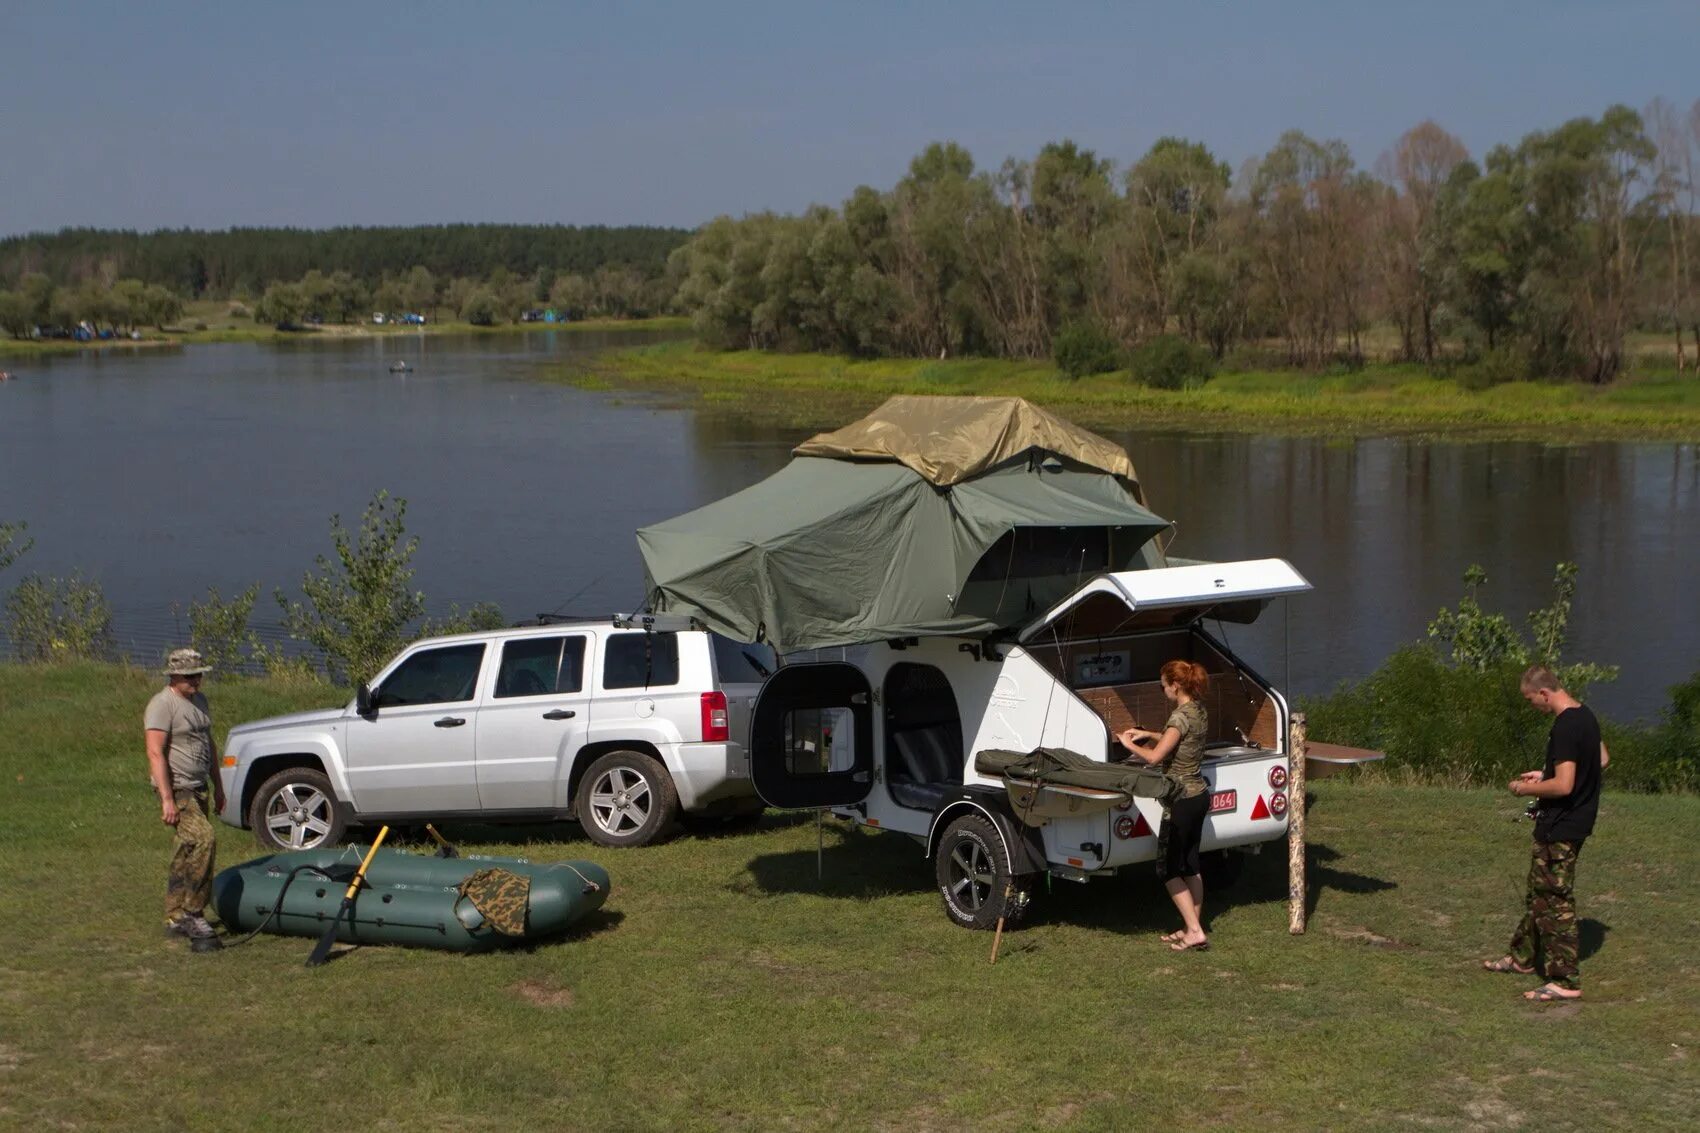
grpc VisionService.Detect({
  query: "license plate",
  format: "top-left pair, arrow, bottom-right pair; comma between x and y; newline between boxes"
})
1210,790 -> 1237,814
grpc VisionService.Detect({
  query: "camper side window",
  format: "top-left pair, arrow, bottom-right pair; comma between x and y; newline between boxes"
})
782,707 -> 857,776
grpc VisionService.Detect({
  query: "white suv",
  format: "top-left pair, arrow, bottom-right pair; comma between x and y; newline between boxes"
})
217,619 -> 774,849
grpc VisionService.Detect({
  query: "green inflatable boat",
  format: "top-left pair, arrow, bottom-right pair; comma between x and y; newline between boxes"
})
212,845 -> 610,953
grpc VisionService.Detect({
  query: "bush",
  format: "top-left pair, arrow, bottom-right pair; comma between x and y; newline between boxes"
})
0,520 -> 31,576
420,602 -> 507,638
5,572 -> 114,662
1456,346 -> 1531,390
188,583 -> 264,677
276,490 -> 427,687
1130,334 -> 1214,390
1052,321 -> 1123,378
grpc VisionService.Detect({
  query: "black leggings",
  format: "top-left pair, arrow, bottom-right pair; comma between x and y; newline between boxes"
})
1155,791 -> 1209,881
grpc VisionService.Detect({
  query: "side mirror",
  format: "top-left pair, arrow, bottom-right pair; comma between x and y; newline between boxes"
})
356,683 -> 375,716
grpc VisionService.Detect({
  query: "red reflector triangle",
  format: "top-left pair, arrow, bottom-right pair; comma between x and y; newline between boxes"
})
1131,813 -> 1153,838
1250,794 -> 1272,821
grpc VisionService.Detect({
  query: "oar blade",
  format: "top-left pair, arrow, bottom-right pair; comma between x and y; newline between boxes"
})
305,899 -> 351,967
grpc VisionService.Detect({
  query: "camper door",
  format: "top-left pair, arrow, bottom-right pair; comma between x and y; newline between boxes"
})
749,663 -> 875,809
1017,558 -> 1312,645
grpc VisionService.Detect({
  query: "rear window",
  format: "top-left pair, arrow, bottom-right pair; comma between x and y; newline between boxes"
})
603,632 -> 680,690
711,634 -> 776,685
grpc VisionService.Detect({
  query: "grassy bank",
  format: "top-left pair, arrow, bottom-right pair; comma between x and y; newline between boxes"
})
3,661 -> 1697,1130
573,340 -> 1700,440
0,310 -> 690,358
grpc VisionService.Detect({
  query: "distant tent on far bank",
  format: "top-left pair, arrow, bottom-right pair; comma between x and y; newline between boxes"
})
636,396 -> 1172,653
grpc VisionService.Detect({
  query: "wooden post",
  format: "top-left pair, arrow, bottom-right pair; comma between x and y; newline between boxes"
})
1287,712 -> 1308,935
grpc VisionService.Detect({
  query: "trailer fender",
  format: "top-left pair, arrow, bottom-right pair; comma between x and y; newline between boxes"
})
926,789 -> 1047,876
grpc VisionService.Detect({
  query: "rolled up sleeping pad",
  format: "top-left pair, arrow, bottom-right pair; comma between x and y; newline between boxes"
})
212,845 -> 610,953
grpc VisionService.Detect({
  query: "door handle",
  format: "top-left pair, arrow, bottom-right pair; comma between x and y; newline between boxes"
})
542,709 -> 577,721
433,716 -> 466,728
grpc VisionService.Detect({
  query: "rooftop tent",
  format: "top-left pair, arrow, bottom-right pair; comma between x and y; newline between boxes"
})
636,396 -> 1172,653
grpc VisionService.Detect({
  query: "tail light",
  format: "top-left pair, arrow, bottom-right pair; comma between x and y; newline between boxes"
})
1269,791 -> 1288,817
1268,764 -> 1288,791
1115,815 -> 1136,839
700,691 -> 729,742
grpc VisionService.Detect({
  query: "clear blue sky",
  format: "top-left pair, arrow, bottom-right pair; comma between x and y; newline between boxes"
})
4,0 -> 1696,235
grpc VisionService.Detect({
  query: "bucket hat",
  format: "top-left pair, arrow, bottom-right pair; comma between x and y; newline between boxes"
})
165,648 -> 211,676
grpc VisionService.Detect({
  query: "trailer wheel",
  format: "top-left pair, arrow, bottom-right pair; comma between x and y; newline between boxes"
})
934,813 -> 1030,930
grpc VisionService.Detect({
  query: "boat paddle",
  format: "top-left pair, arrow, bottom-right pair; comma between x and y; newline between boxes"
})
305,826 -> 389,968
424,823 -> 459,858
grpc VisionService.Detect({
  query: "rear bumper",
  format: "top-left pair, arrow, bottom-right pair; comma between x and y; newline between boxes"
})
669,741 -> 755,811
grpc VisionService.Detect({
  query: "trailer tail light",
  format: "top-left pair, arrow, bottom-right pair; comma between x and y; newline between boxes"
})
700,691 -> 729,742
1269,791 -> 1288,817
1268,764 -> 1288,791
1115,813 -> 1154,840
1115,816 -> 1135,839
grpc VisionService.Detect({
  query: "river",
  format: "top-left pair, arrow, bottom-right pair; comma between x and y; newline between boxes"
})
3,331 -> 1696,720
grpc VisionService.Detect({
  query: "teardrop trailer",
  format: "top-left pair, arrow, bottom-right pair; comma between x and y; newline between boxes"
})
633,396 -> 1350,929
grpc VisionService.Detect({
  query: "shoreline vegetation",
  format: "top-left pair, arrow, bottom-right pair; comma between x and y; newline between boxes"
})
575,339 -> 1700,441
0,307 -> 690,358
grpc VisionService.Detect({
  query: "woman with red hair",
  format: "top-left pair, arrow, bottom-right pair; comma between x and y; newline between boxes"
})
1117,660 -> 1212,951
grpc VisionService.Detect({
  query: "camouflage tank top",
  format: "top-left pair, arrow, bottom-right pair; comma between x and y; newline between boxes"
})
1161,700 -> 1209,799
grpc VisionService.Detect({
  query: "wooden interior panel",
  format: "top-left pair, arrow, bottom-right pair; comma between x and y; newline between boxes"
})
1075,678 -> 1278,750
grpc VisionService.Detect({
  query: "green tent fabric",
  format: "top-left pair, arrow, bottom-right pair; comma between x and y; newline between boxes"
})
637,452 -> 1171,653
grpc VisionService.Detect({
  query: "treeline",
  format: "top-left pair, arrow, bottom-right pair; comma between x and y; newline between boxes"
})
253,261 -> 674,327
675,100 -> 1700,384
0,224 -> 690,301
0,276 -> 183,338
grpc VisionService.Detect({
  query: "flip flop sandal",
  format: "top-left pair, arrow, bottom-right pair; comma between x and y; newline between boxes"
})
1169,938 -> 1210,953
1159,930 -> 1187,944
1482,957 -> 1534,974
1523,984 -> 1581,1002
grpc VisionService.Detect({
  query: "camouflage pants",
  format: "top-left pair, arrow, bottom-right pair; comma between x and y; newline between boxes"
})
1508,839 -> 1583,990
164,790 -> 217,922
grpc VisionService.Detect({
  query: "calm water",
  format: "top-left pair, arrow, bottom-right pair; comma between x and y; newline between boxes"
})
3,333 -> 1696,720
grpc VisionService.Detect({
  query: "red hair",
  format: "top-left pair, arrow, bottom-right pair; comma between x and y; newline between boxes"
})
1161,660 -> 1209,700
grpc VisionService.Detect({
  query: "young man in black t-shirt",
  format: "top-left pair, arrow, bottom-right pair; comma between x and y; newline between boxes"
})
1481,665 -> 1608,1001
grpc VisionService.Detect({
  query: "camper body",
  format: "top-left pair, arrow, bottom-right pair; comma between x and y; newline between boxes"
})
748,559 -> 1309,928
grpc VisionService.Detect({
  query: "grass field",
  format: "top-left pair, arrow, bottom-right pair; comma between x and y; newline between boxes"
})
3,662 -> 1698,1131
573,340 -> 1700,441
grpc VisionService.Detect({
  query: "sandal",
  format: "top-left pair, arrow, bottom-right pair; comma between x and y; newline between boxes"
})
1159,930 -> 1187,944
1481,956 -> 1534,975
1523,983 -> 1581,1002
1169,937 -> 1210,953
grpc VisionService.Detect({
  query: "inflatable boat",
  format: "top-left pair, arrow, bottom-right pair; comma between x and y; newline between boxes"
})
212,845 -> 610,953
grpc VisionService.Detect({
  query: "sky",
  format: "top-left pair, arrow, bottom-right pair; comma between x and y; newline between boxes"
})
4,0 -> 1697,236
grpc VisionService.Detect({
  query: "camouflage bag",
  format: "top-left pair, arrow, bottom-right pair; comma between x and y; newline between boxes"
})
456,868 -> 531,936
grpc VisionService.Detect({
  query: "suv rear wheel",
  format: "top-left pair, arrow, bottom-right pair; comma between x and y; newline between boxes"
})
250,767 -> 347,851
576,750 -> 679,848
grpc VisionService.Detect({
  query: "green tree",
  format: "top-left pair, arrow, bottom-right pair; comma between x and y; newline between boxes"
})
0,291 -> 31,338
187,583 -> 263,676
461,287 -> 503,326
0,520 -> 32,574
255,280 -> 308,327
275,490 -> 427,686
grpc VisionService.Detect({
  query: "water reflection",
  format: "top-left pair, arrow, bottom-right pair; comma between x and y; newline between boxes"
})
2,335 -> 1695,719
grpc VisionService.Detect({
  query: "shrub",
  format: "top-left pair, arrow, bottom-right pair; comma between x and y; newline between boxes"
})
1456,346 -> 1531,390
420,601 -> 508,638
0,520 -> 31,575
188,583 -> 263,677
1130,334 -> 1214,390
5,572 -> 114,662
1052,321 -> 1123,378
276,490 -> 426,687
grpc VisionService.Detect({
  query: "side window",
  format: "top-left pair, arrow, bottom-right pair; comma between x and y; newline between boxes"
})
711,634 -> 776,684
603,632 -> 680,690
373,643 -> 486,708
495,636 -> 588,698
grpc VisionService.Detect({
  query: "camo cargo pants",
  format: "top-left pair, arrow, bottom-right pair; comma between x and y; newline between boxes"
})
1508,839 -> 1583,990
165,790 -> 217,923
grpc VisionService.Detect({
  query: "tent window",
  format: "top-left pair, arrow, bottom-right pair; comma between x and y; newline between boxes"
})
956,527 -> 1117,620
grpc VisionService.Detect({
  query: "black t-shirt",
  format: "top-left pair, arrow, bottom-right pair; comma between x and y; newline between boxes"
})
1535,704 -> 1602,844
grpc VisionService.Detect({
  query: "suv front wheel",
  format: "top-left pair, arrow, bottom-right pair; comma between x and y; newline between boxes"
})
576,750 -> 679,848
250,766 -> 348,851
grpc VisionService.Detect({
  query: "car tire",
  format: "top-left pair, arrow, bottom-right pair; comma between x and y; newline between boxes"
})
934,813 -> 1031,930
576,750 -> 679,848
250,767 -> 348,851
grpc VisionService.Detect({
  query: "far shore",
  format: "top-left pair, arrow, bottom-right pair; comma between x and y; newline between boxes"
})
0,313 -> 690,359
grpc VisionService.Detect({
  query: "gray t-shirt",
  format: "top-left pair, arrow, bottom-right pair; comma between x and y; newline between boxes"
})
144,687 -> 214,792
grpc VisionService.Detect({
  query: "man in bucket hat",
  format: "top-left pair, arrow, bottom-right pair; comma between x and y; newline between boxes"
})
145,648 -> 224,950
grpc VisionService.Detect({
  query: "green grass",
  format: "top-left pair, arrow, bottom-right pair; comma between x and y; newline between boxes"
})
569,341 -> 1700,440
3,661 -> 1697,1130
0,312 -> 691,358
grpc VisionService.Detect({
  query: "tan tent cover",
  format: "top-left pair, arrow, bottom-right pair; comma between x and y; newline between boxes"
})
794,395 -> 1144,502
